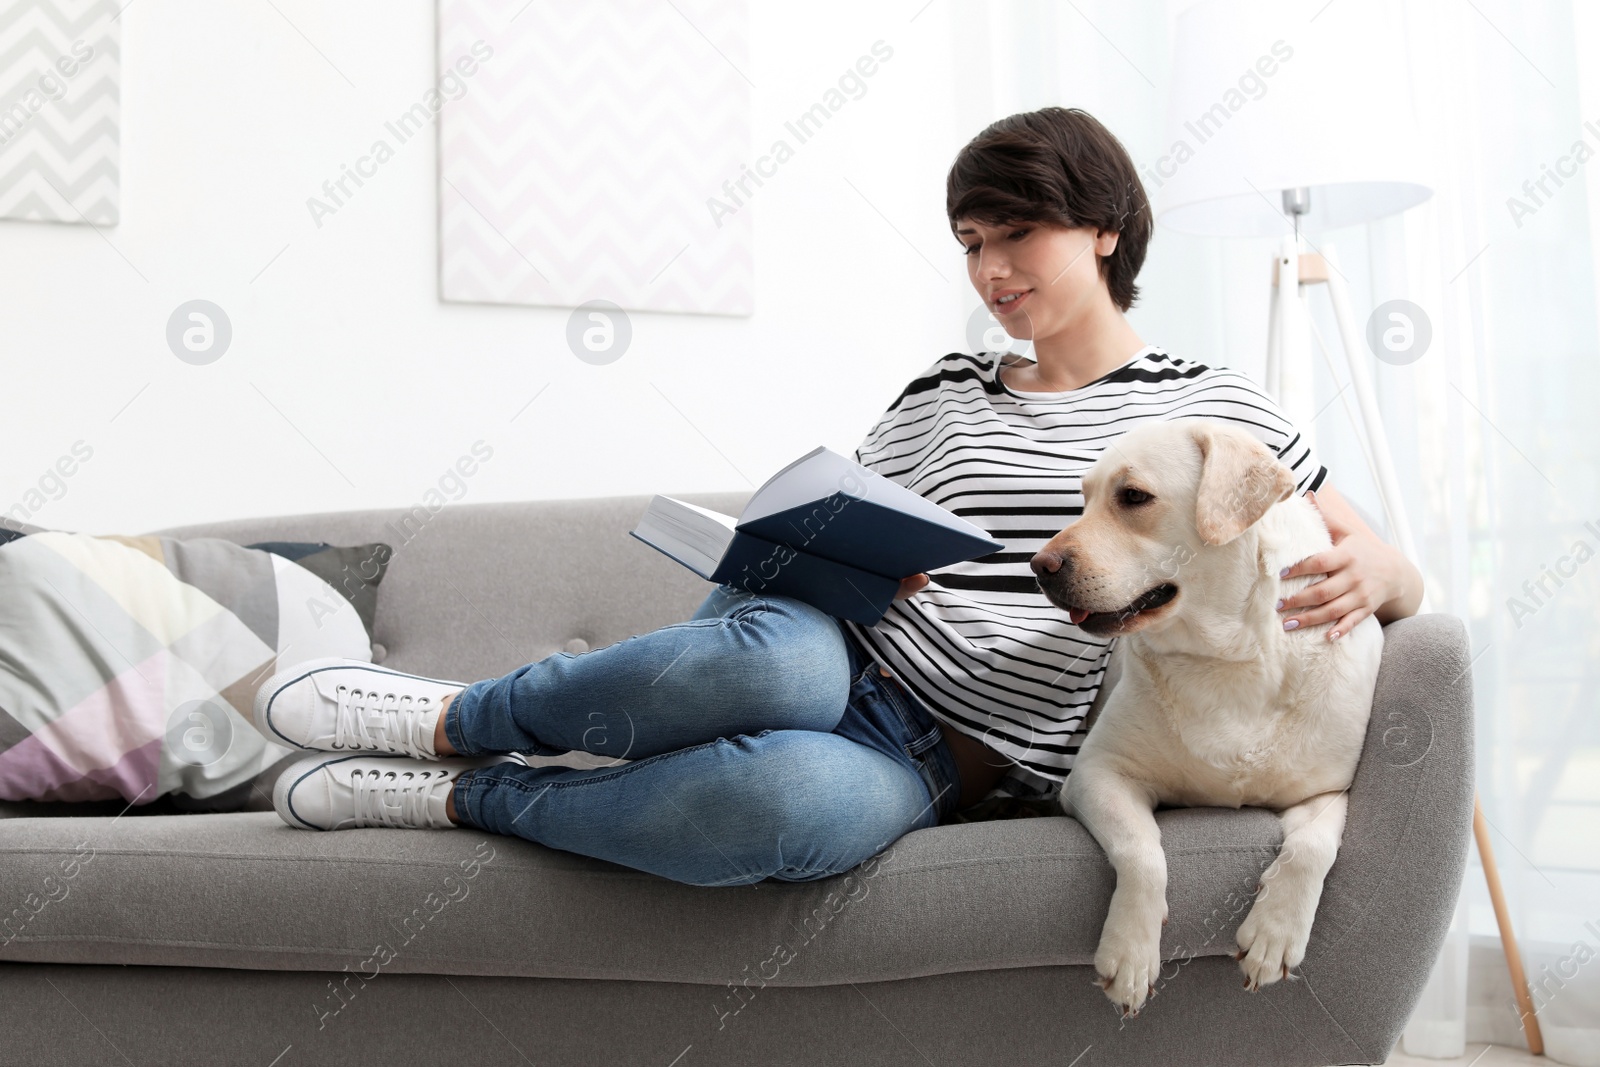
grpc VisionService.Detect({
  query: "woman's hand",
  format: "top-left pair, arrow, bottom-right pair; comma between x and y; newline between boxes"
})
896,573 -> 930,600
1277,488 -> 1423,640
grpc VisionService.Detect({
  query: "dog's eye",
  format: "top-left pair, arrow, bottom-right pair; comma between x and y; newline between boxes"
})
1119,487 -> 1152,507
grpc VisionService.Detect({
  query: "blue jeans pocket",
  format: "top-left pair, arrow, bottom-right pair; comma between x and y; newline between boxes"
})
880,680 -> 960,821
837,662 -> 960,824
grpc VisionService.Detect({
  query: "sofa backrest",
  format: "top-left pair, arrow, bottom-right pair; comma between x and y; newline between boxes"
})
150,492 -> 753,684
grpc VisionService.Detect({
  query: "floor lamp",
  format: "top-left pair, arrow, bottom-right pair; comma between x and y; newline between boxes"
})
1159,0 -> 1543,1055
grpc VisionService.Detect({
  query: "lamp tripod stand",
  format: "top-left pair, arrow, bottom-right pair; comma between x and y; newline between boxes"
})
1265,189 -> 1544,1056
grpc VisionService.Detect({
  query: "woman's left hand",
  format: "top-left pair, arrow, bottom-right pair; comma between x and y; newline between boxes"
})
1276,490 -> 1405,641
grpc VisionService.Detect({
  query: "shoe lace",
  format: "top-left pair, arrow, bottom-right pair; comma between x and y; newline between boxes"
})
333,685 -> 433,756
350,767 -> 449,829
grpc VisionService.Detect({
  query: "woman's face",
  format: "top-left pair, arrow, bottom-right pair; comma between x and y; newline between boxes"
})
956,218 -> 1120,341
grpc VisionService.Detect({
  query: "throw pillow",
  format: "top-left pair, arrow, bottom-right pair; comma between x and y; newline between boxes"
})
0,529 -> 391,809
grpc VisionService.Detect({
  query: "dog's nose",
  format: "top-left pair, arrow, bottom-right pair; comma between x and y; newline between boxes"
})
1031,548 -> 1069,577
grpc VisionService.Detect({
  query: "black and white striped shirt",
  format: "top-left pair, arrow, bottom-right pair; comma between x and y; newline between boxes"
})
843,346 -> 1328,798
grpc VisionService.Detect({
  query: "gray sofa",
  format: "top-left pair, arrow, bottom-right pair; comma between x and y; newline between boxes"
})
0,494 -> 1475,1067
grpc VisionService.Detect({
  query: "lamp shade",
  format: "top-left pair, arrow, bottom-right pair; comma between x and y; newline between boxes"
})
1154,0 -> 1433,237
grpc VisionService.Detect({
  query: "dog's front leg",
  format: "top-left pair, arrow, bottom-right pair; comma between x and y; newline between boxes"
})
1236,790 -> 1348,990
1066,768 -> 1166,1016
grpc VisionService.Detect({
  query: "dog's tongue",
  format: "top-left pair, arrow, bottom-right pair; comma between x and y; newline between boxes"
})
1068,607 -> 1091,626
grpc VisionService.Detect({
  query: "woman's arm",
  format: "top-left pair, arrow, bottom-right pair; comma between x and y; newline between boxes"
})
1276,484 -> 1425,639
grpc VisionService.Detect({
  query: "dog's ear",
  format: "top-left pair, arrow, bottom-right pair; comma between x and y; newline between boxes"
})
1190,421 -> 1297,545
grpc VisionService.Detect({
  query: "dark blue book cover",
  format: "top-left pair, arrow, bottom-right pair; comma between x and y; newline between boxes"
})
737,494 -> 1001,578
630,447 -> 1004,625
707,528 -> 904,624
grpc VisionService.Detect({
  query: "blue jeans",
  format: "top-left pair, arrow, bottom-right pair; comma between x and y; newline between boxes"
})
445,583 -> 962,886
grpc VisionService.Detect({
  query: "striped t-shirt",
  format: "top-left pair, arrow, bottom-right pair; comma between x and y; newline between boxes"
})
843,345 -> 1328,799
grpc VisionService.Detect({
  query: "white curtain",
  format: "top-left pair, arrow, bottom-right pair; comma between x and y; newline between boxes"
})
963,1 -> 1600,1062
1390,2 -> 1600,1062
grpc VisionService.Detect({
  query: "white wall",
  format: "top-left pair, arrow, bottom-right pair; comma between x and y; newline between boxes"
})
2,0 -> 1351,536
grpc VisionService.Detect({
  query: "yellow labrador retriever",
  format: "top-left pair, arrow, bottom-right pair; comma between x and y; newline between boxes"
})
1030,418 -> 1383,1017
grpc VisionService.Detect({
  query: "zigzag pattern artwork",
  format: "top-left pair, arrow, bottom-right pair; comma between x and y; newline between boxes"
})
438,0 -> 753,316
0,0 -> 119,226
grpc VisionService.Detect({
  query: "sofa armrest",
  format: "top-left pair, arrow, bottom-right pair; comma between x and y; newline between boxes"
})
1295,613 -> 1477,1063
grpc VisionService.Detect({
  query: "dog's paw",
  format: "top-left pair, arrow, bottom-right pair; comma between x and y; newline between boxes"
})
1235,895 -> 1313,991
1093,898 -> 1166,1016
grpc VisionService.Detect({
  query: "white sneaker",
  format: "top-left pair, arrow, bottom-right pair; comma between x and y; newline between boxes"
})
273,754 -> 489,831
254,658 -> 467,759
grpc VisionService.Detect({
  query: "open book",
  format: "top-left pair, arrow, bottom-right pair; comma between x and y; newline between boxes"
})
629,446 -> 1004,624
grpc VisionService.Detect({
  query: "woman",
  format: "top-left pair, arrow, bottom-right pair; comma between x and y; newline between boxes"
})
259,107 -> 1423,886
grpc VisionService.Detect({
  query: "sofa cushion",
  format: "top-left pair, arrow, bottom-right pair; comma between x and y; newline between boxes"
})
0,805 -> 1280,984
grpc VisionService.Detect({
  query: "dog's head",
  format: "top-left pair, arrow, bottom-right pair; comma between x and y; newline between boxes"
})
1031,419 -> 1296,637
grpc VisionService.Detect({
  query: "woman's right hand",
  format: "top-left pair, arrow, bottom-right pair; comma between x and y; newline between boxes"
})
895,573 -> 929,600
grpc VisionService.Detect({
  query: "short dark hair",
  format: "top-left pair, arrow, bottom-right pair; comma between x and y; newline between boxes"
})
946,107 -> 1152,312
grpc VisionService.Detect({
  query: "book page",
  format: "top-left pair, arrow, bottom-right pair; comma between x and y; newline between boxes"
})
741,446 -> 988,535
631,496 -> 737,578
